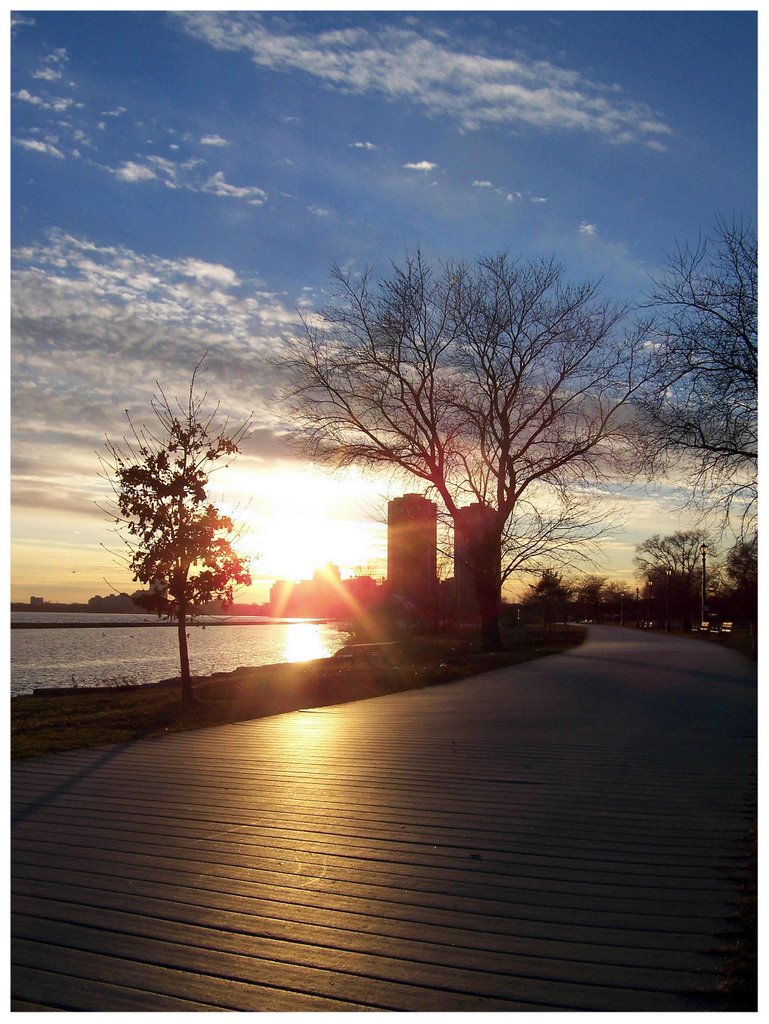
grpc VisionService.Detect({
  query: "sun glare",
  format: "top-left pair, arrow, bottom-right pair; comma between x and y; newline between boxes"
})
226,465 -> 387,587
257,514 -> 381,582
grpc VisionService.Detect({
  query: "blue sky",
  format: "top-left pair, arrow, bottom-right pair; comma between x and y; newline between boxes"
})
10,9 -> 758,603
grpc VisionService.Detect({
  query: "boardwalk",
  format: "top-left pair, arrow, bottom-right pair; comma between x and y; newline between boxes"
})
11,625 -> 756,1011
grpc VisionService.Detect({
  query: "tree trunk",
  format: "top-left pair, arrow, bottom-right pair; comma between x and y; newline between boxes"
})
476,575 -> 502,650
177,606 -> 193,704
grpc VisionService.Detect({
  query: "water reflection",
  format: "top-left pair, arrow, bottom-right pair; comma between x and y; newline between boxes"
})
282,622 -> 340,664
11,618 -> 350,695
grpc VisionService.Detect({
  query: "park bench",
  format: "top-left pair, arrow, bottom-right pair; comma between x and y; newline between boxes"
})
332,642 -> 398,670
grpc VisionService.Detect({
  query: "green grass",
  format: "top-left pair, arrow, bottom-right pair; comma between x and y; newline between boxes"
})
11,625 -> 584,759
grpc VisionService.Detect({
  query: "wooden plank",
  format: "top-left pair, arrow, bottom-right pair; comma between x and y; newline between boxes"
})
12,844 -> 731,939
10,961 -> 220,1011
11,826 -> 736,917
12,773 -> 749,844
12,841 -> 733,947
12,859 -> 718,962
12,866 -> 723,977
11,832 -> 735,910
13,909 -> 708,1012
10,836 -> 740,931
12,797 -> 743,856
12,937 -> 372,1012
12,779 -> 746,852
11,626 -> 755,1012
10,999 -> 66,1012
12,916 -> 542,1012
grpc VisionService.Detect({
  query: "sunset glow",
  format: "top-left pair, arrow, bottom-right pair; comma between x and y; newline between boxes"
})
225,465 -> 388,594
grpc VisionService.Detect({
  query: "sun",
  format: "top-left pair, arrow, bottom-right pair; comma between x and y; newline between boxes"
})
225,465 -> 387,587
257,513 -> 382,582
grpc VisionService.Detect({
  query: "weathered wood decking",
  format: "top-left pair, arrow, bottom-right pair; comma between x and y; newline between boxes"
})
11,625 -> 756,1011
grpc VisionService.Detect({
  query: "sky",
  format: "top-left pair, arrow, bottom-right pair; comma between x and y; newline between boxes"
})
9,7 -> 758,605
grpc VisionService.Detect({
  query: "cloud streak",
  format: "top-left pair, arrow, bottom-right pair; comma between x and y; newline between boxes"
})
11,230 -> 302,518
175,12 -> 673,148
105,155 -> 267,205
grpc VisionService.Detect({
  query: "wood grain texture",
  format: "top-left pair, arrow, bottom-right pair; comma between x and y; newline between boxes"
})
12,625 -> 756,1011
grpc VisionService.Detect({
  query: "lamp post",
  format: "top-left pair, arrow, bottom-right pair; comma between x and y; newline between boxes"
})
665,569 -> 671,632
619,591 -> 624,627
700,543 -> 708,626
635,586 -> 640,627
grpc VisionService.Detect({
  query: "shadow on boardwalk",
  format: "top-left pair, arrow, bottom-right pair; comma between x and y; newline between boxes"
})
11,625 -> 756,1011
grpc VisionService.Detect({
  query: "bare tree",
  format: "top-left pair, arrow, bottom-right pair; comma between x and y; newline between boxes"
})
501,486 -> 619,586
642,217 -> 757,533
282,251 -> 655,648
572,574 -> 609,623
100,363 -> 252,703
722,535 -> 757,624
633,529 -> 718,627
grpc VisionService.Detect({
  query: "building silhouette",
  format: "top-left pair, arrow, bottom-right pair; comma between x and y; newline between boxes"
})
453,503 -> 501,620
269,565 -> 382,620
387,493 -> 438,622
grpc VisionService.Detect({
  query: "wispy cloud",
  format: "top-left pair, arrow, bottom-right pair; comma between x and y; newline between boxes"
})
579,221 -> 598,236
202,170 -> 266,205
32,67 -> 62,81
104,154 -> 267,205
350,140 -> 377,150
404,160 -> 438,171
15,47 -> 72,100
12,137 -> 66,159
176,12 -> 673,149
13,88 -> 76,113
113,159 -> 157,182
471,178 -> 547,205
11,14 -> 35,32
200,133 -> 230,146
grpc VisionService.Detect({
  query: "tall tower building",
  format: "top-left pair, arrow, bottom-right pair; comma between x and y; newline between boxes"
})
387,493 -> 438,620
454,503 -> 501,619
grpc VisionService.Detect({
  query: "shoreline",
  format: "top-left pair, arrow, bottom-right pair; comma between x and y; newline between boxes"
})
11,626 -> 585,759
11,620 -> 332,630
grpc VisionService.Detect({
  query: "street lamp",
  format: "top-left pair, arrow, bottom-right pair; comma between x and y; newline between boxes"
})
665,568 -> 671,632
700,543 -> 708,627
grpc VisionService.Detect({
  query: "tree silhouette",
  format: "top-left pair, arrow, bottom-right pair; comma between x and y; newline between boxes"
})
722,535 -> 757,624
100,363 -> 252,703
523,569 -> 572,629
633,529 -> 717,627
283,251 -> 655,648
643,217 -> 757,533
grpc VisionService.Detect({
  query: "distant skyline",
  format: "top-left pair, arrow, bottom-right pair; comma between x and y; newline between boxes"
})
10,9 -> 758,604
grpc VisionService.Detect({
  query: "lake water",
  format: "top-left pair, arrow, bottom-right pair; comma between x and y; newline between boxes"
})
10,613 -> 350,696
